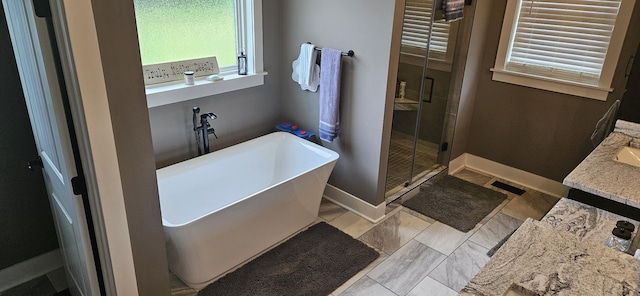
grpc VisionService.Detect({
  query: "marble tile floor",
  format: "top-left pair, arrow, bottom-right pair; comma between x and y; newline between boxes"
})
170,168 -> 560,296
325,169 -> 560,296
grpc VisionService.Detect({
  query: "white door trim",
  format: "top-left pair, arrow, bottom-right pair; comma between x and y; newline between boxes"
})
2,0 -> 100,294
48,0 -> 139,294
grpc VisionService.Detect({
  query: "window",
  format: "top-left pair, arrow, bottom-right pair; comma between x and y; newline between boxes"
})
134,0 -> 237,68
400,0 -> 459,70
135,0 -> 266,108
491,0 -> 634,100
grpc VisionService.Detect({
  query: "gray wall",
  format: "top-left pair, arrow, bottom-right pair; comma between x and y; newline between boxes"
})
618,40 -> 640,123
450,1 -> 484,160
91,1 -> 170,294
279,0 -> 399,206
149,3 -> 283,168
459,0 -> 640,182
0,4 -> 58,270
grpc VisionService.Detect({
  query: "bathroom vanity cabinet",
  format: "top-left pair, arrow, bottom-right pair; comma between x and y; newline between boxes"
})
566,188 -> 640,221
563,120 -> 640,220
460,218 -> 640,296
460,198 -> 640,295
460,120 -> 640,295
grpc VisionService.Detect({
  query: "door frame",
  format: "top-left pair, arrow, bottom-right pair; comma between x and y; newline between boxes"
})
2,0 -> 114,294
46,1 -> 135,294
48,1 -> 170,295
33,1 -> 109,293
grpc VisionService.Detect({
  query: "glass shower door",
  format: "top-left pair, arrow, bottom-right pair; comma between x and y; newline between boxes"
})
385,0 -> 460,196
385,0 -> 435,195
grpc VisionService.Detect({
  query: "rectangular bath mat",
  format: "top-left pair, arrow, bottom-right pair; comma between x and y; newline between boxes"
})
197,222 -> 379,296
403,175 -> 507,232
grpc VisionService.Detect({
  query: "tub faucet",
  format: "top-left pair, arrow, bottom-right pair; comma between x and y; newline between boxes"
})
192,107 -> 218,156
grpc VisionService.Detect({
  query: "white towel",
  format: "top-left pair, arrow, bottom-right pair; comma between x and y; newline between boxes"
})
291,43 -> 320,92
319,48 -> 342,143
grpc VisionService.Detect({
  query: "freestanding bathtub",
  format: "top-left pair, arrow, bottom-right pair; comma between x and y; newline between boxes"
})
156,132 -> 339,289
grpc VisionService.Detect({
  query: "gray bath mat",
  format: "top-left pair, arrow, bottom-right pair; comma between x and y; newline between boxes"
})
487,230 -> 515,257
197,222 -> 379,296
403,175 -> 507,232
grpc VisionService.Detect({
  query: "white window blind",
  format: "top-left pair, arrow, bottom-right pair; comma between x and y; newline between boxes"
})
506,0 -> 622,85
401,0 -> 452,61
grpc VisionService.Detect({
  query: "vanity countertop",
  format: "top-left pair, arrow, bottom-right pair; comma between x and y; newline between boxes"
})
563,120 -> 640,208
540,198 -> 639,250
459,219 -> 640,296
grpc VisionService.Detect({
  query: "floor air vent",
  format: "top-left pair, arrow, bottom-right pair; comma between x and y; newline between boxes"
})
491,181 -> 526,195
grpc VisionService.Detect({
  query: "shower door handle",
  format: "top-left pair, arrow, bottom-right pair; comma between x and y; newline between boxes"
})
423,76 -> 434,103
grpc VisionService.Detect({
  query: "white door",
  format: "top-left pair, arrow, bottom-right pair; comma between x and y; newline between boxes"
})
2,1 -> 99,295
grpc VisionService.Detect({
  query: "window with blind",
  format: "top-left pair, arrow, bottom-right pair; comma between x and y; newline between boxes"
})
401,0 -> 457,65
491,0 -> 634,100
138,0 -> 267,107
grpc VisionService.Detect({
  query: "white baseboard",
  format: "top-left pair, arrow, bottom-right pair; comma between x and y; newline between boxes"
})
0,249 -> 63,292
323,184 -> 386,223
448,153 -> 467,175
449,153 -> 570,198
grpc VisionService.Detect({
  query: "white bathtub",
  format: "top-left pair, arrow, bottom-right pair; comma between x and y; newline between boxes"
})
156,132 -> 339,289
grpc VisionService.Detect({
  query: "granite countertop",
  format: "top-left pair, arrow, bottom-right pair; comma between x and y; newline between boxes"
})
614,120 -> 640,139
563,120 -> 640,208
541,198 -> 639,251
460,219 -> 640,296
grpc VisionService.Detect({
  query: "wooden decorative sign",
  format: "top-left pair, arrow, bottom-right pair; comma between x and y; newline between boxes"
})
143,57 -> 220,85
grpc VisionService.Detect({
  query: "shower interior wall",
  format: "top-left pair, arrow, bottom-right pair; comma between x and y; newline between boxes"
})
393,64 -> 452,146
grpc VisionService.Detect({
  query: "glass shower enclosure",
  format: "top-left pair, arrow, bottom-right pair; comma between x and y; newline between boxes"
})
385,0 -> 461,196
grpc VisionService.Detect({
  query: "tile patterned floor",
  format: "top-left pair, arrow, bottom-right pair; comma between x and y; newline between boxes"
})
324,168 -> 559,296
170,168 -> 560,296
385,131 -> 439,193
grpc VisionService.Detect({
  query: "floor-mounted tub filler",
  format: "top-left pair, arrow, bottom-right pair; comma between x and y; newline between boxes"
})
156,132 -> 339,289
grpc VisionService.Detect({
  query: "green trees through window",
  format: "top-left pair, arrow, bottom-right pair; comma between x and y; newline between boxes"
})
133,0 -> 237,66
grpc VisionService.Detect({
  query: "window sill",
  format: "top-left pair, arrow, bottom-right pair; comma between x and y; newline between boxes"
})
146,72 -> 267,108
490,69 -> 612,101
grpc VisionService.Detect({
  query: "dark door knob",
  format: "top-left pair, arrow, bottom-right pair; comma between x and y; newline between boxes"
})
27,157 -> 43,171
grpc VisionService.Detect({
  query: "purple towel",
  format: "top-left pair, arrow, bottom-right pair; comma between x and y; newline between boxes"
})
319,48 -> 342,143
442,0 -> 464,22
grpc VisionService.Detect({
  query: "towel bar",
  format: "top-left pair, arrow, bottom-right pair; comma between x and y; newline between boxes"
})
307,42 -> 354,57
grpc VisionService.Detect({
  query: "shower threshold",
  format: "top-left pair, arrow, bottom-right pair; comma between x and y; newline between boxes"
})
384,164 -> 446,205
